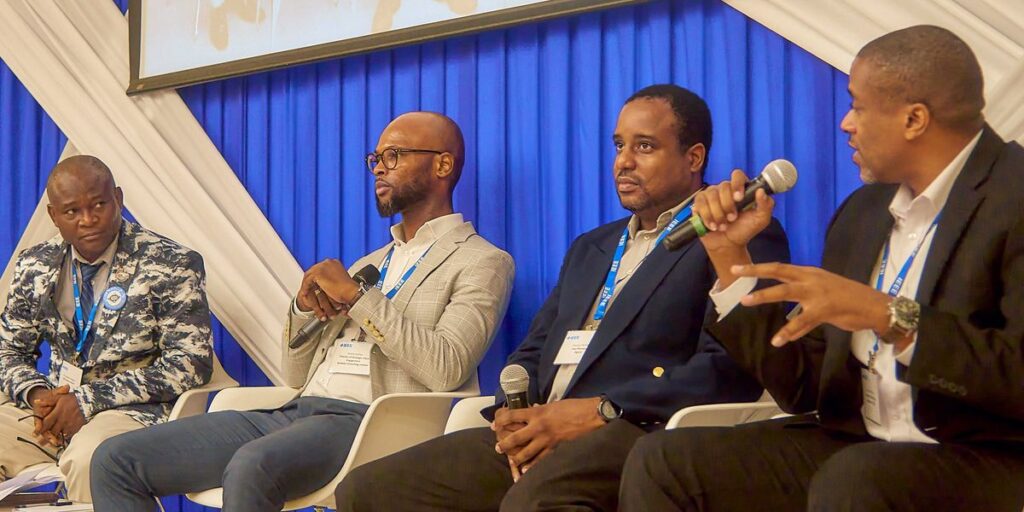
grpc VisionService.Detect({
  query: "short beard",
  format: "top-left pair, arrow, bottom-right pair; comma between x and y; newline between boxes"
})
376,179 -> 427,217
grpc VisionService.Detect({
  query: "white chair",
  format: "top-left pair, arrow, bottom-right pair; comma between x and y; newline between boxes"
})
666,390 -> 785,429
443,392 -> 784,434
186,373 -> 481,511
11,353 -> 238,504
444,395 -> 494,434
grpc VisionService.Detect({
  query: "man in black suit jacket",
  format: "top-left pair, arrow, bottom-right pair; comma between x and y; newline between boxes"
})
620,26 -> 1024,512
334,86 -> 789,511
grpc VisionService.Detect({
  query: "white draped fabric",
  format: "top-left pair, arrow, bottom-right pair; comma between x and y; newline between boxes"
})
0,0 -> 302,384
725,0 -> 1024,143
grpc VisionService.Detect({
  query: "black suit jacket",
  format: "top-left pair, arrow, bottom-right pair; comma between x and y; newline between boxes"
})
485,215 -> 790,426
709,126 -> 1024,445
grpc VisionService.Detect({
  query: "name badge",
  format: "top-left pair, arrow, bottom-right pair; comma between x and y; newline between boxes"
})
860,368 -> 882,427
329,340 -> 373,375
59,362 -> 84,391
554,330 -> 595,365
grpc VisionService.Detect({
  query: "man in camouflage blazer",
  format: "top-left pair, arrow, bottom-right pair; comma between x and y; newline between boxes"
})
0,155 -> 213,503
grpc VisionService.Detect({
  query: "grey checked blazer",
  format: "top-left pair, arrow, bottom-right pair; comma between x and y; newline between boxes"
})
282,222 -> 514,398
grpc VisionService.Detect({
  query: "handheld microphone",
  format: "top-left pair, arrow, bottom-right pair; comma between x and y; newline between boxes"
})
499,364 -> 531,409
287,264 -> 381,349
662,159 -> 798,251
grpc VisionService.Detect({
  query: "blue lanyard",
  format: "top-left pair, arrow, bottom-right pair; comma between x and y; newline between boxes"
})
377,243 -> 435,299
70,259 -> 102,354
871,214 -> 941,356
593,205 -> 692,322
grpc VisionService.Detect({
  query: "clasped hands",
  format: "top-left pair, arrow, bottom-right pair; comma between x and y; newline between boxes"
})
491,397 -> 605,482
695,169 -> 897,347
27,385 -> 86,447
296,259 -> 362,322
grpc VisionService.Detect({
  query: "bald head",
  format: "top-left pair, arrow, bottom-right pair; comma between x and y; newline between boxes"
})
391,111 -> 466,185
47,155 -> 116,200
856,25 -> 984,132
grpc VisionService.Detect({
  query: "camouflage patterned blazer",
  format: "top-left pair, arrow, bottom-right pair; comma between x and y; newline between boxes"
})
0,220 -> 213,426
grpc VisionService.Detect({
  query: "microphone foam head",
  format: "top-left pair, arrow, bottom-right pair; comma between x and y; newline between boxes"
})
354,264 -> 381,287
499,364 -> 530,395
762,159 -> 798,194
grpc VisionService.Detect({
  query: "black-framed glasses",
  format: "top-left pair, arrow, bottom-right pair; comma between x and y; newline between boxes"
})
365,148 -> 444,172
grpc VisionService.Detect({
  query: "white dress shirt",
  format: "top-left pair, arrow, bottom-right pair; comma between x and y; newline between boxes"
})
298,213 -> 465,404
711,131 -> 982,442
546,199 -> 691,403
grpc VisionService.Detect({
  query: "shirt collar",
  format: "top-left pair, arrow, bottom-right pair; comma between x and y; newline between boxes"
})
390,213 -> 465,248
889,130 -> 983,223
627,190 -> 699,240
70,233 -> 119,267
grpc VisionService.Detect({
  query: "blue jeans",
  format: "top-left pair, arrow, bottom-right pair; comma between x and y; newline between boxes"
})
90,396 -> 368,512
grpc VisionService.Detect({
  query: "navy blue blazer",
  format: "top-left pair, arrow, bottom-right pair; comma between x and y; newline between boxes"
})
485,216 -> 790,426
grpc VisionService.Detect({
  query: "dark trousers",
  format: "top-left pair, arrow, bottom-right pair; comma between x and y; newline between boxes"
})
619,416 -> 1024,512
90,396 -> 367,512
335,419 -> 645,511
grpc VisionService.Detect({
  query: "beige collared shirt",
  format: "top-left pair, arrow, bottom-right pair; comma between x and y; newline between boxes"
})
711,130 -> 983,443
546,198 -> 693,403
58,235 -> 119,333
299,213 -> 465,404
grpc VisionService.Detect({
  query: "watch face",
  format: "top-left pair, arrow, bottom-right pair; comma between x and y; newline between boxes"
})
600,399 -> 617,419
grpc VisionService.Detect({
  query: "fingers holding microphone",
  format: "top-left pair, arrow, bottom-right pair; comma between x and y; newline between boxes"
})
693,169 -> 775,251
298,259 -> 357,321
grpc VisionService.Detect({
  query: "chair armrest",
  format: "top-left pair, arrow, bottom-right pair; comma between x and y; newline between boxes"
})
444,396 -> 494,434
666,401 -> 785,429
169,381 -> 236,420
207,386 -> 300,413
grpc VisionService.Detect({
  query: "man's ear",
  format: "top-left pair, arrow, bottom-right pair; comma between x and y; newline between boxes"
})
436,153 -> 455,178
686,143 -> 707,174
904,103 -> 930,141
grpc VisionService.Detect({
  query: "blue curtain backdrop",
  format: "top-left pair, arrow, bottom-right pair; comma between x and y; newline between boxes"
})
0,0 -> 860,509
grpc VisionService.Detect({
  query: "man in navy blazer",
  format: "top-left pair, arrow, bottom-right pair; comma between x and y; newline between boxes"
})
335,84 -> 790,512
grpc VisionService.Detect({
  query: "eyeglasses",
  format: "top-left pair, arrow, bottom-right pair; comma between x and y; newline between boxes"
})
365,148 -> 444,172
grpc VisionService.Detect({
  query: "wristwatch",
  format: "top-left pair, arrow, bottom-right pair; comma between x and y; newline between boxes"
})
597,395 -> 623,422
349,280 -> 372,305
879,296 -> 920,344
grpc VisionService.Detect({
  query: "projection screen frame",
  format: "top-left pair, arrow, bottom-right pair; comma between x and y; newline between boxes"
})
127,0 -> 648,95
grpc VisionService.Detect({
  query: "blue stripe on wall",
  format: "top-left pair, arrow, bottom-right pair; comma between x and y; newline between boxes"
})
1,1 -> 858,509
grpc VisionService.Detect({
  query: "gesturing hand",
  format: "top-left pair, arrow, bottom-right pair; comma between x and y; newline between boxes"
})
733,262 -> 893,347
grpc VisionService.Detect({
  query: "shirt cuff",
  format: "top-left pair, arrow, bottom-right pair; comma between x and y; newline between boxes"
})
894,336 -> 918,366
292,297 -> 314,319
710,277 -> 758,319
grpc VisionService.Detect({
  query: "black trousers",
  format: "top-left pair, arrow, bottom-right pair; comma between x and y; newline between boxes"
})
335,419 -> 645,511
619,416 -> 1024,512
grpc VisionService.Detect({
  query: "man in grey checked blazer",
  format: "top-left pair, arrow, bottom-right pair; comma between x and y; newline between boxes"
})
91,112 -> 515,512
0,155 -> 213,503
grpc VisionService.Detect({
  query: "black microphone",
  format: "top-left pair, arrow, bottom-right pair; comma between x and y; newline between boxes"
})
288,264 -> 381,349
662,159 -> 798,251
499,364 -> 531,409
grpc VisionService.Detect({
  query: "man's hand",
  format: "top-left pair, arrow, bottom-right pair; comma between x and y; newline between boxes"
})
493,398 -> 605,476
297,259 -> 360,321
691,170 -> 776,287
29,385 -> 68,446
40,391 -> 86,444
491,415 -> 527,481
733,263 -> 893,347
